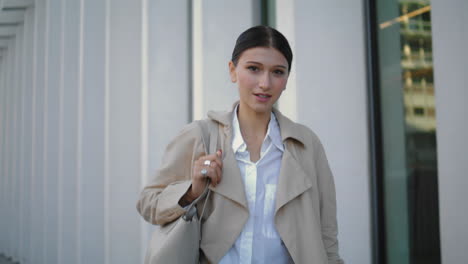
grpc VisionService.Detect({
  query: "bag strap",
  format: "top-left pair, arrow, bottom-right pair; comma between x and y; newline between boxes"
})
199,118 -> 218,155
182,119 -> 218,221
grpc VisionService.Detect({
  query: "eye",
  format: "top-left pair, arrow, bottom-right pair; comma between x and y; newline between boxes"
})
273,69 -> 285,75
247,66 -> 260,72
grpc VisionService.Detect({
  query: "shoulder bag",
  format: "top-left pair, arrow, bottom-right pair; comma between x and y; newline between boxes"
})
144,119 -> 218,264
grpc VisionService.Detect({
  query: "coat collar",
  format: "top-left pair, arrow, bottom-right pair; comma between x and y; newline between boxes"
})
205,102 -> 314,215
207,101 -> 307,146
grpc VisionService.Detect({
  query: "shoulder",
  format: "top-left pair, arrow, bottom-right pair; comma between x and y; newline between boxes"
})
293,122 -> 321,143
165,121 -> 205,150
292,123 -> 326,154
170,118 -> 219,147
176,121 -> 202,138
274,109 -> 323,150
278,114 -> 328,160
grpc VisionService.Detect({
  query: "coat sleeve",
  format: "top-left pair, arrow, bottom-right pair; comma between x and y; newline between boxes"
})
136,121 -> 207,226
314,139 -> 345,264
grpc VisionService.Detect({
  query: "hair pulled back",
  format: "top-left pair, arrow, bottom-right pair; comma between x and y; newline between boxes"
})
231,25 -> 293,73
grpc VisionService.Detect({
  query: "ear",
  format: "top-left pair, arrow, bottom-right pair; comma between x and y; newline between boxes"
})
228,61 -> 237,83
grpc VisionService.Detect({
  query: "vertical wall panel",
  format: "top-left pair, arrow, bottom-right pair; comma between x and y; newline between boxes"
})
44,0 -> 62,263
7,35 -> 14,262
59,0 -> 80,263
432,0 -> 468,263
9,36 -> 18,262
5,39 -> 15,262
193,0 -> 258,119
0,51 -> 4,255
276,0 -> 298,121
1,50 -> 12,256
14,25 -> 24,263
31,0 -> 47,263
143,0 -> 191,259
293,1 -> 372,263
1,48 -> 9,256
79,0 -> 106,263
0,58 -> 4,254
1,44 -> 7,256
0,55 -> 4,254
4,41 -> 13,259
107,0 -> 143,263
13,25 -> 24,260
2,48 -> 9,256
21,7 -> 35,264
2,51 -> 9,256
148,0 -> 190,177
1,53 -> 7,254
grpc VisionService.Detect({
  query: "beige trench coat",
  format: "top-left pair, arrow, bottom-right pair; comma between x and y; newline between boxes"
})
137,104 -> 344,264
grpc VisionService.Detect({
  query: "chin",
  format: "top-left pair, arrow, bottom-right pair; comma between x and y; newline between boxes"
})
251,103 -> 273,114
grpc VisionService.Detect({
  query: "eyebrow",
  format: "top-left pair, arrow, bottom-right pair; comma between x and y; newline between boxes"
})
245,61 -> 287,69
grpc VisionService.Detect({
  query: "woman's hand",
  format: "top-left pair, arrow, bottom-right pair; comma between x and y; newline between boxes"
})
179,150 -> 223,206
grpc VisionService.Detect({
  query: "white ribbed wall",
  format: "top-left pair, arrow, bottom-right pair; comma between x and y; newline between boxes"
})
192,0 -> 260,119
0,0 -> 149,263
432,0 -> 468,262
276,1 -> 372,263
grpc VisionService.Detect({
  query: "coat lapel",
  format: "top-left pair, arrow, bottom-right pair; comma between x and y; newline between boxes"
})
275,144 -> 314,213
273,108 -> 315,213
206,104 -> 313,213
209,147 -> 248,209
207,108 -> 248,210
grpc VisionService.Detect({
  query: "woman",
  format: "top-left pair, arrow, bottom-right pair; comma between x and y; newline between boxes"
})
137,25 -> 344,264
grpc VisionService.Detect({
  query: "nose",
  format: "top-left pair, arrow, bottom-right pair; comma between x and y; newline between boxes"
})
259,72 -> 271,90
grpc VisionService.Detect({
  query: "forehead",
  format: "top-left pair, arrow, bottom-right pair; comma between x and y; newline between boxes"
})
238,47 -> 288,66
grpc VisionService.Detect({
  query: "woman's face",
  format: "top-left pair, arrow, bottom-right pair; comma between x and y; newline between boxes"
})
229,47 -> 289,116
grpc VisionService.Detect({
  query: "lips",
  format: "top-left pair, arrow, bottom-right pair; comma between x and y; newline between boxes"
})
254,93 -> 271,98
254,93 -> 272,102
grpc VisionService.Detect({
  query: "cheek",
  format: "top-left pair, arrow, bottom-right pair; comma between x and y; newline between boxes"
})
273,78 -> 288,90
237,72 -> 257,88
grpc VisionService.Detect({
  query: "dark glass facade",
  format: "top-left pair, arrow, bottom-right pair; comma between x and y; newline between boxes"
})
371,0 -> 441,263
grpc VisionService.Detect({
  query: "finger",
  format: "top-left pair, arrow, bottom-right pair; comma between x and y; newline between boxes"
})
208,166 -> 220,186
210,155 -> 223,169
208,169 -> 217,187
215,166 -> 222,184
210,167 -> 219,187
194,168 -> 205,181
196,165 -> 212,180
195,152 -> 207,162
197,154 -> 211,164
202,153 -> 218,161
209,162 -> 218,171
201,154 -> 223,169
214,155 -> 223,169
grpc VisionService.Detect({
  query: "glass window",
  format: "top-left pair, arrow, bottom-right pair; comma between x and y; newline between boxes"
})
373,0 -> 441,263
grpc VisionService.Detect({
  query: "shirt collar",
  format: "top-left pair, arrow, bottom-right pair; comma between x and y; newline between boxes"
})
231,104 -> 284,153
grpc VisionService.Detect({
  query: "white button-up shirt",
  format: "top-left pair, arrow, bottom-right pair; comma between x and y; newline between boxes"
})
219,106 -> 293,264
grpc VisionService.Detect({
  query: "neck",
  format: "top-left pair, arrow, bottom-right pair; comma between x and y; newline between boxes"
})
237,102 -> 271,142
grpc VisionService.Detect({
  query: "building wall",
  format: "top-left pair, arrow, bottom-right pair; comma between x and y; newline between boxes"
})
431,0 -> 468,262
276,1 -> 372,263
1,0 -> 147,263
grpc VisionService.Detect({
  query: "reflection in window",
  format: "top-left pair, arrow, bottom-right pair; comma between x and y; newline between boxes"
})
376,0 -> 441,263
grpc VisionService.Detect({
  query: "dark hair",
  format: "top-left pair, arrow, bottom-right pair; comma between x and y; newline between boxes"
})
231,25 -> 293,72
